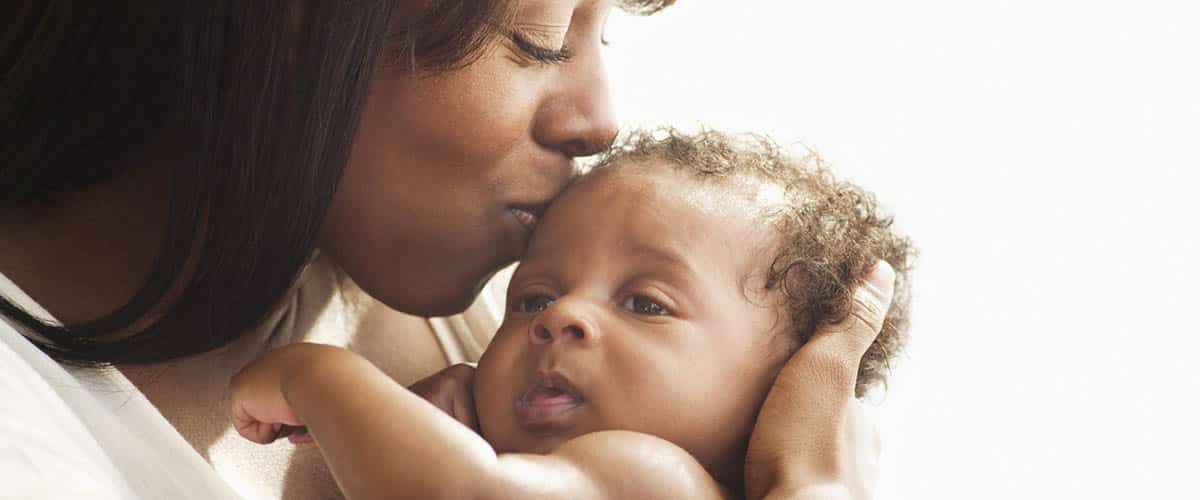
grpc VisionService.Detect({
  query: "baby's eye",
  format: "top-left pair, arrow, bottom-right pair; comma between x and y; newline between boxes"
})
516,294 -> 556,313
622,295 -> 670,316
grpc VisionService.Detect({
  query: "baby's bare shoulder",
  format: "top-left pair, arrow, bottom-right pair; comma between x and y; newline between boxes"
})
552,430 -> 734,500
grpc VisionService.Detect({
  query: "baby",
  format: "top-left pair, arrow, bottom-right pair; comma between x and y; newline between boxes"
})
230,128 -> 914,500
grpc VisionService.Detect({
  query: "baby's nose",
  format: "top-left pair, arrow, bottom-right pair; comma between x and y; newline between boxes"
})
529,298 -> 596,346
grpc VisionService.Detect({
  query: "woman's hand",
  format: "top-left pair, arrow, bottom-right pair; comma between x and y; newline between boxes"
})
228,343 -> 350,446
407,363 -> 479,431
745,261 -> 896,500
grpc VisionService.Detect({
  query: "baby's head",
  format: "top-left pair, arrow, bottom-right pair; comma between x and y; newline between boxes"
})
474,128 -> 914,485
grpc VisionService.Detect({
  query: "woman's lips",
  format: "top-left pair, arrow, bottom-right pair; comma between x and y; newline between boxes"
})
515,373 -> 583,427
509,207 -> 538,230
508,205 -> 545,232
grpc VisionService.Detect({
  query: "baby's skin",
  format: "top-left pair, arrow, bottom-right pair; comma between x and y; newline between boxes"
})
229,162 -> 895,500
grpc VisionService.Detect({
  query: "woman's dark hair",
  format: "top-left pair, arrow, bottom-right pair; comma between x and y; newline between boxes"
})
0,1 -> 672,366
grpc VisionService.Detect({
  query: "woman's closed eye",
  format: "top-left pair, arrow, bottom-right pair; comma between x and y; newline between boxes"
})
515,293 -> 557,313
622,295 -> 670,316
510,31 -> 572,64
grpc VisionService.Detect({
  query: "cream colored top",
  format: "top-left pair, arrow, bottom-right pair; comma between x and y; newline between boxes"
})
0,253 -> 510,499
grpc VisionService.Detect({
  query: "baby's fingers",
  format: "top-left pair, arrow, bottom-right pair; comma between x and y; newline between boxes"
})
286,427 -> 319,448
231,396 -> 304,445
233,406 -> 284,444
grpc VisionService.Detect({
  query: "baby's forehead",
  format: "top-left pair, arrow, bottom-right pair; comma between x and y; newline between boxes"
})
573,161 -> 791,228
546,162 -> 787,278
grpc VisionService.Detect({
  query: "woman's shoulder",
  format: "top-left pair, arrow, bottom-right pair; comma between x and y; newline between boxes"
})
0,312 -> 243,498
0,320 -> 138,498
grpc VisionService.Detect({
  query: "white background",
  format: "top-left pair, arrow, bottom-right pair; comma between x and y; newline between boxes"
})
603,1 -> 1200,498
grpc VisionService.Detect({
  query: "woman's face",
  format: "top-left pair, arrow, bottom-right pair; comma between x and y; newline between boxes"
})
320,0 -> 618,316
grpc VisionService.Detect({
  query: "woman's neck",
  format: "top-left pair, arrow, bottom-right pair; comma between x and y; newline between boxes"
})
0,164 -> 171,325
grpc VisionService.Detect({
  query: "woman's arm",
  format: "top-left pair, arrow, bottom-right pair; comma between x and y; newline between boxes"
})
744,261 -> 895,500
230,344 -> 727,500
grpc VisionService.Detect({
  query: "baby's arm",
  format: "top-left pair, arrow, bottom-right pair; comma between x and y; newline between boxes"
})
229,343 -> 730,500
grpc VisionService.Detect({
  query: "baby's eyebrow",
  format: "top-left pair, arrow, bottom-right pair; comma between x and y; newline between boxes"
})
626,241 -> 691,271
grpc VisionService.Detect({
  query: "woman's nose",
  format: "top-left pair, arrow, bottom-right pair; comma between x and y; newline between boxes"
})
532,53 -> 619,158
529,299 -> 598,346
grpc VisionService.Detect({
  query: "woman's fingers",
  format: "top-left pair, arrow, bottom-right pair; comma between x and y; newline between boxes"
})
744,260 -> 896,499
816,260 -> 894,356
787,260 -> 896,395
844,402 -> 882,500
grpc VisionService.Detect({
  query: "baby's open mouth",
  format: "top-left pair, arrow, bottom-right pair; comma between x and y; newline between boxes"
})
515,373 -> 584,427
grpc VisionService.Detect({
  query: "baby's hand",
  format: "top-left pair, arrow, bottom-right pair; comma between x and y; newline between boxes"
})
228,343 -> 347,446
408,363 -> 479,431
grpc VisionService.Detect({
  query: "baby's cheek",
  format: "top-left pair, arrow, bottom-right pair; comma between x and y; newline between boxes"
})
472,331 -> 528,446
471,373 -> 511,447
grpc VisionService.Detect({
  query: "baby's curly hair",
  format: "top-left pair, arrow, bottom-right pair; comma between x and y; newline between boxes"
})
618,0 -> 676,15
592,128 -> 915,397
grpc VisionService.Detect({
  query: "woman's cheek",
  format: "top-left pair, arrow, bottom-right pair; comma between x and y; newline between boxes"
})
461,58 -> 551,142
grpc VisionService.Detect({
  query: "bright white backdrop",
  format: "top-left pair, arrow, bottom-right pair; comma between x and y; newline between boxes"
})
602,1 -> 1200,498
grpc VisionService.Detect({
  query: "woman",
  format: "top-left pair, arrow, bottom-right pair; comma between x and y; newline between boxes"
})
0,1 -> 886,499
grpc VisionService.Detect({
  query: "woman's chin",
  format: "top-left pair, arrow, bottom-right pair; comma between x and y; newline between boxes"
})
374,269 -> 497,318
401,294 -> 476,318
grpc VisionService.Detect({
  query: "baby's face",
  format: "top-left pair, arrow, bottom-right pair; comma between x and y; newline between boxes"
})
474,165 -> 792,482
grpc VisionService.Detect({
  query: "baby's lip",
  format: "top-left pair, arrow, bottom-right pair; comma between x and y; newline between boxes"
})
515,371 -> 585,428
